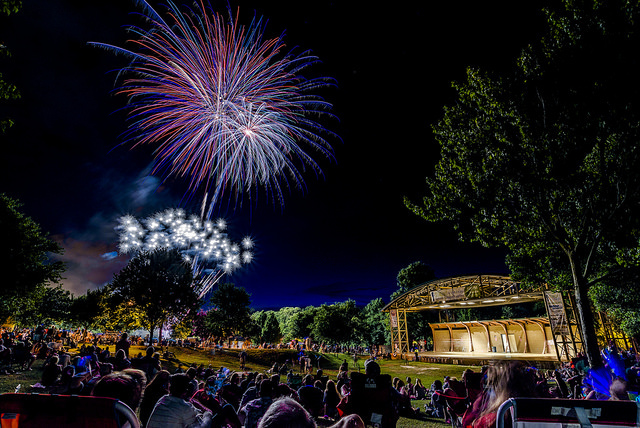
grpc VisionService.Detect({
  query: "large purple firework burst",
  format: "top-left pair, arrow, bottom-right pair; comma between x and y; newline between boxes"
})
94,0 -> 338,214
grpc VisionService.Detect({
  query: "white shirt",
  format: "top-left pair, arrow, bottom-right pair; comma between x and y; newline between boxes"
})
146,395 -> 212,428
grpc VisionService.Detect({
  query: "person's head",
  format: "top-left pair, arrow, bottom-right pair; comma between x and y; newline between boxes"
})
303,374 -> 314,386
61,365 -> 75,382
364,360 -> 380,377
186,367 -> 197,380
121,333 -> 128,340
258,397 -> 316,428
316,369 -> 323,377
480,362 -> 537,417
145,346 -> 154,357
609,377 -> 630,400
259,379 -> 273,398
92,371 -> 145,411
115,349 -> 126,360
406,377 -> 411,384
313,380 -> 323,389
325,379 -> 339,396
169,373 -> 193,399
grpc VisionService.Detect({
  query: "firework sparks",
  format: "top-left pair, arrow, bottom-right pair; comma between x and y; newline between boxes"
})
93,0 -> 338,213
117,208 -> 253,297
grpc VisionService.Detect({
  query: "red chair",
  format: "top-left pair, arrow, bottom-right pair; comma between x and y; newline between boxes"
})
0,393 -> 139,428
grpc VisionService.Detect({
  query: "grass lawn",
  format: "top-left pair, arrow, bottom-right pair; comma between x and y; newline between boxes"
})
0,346 -> 467,428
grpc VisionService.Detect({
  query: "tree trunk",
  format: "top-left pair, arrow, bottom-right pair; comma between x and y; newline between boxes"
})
569,254 -> 603,369
148,324 -> 155,347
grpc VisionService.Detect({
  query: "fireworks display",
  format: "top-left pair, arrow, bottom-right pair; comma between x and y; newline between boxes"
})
117,208 -> 253,297
94,0 -> 337,213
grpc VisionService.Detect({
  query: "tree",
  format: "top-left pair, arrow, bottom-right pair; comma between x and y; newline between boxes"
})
311,300 -> 359,345
285,306 -> 317,340
261,312 -> 281,344
69,288 -> 108,330
390,261 -> 436,301
204,282 -> 252,339
0,194 -> 65,323
353,298 -> 389,349
406,0 -> 640,368
0,1 -> 21,133
107,248 -> 200,341
390,262 -> 436,345
589,270 -> 640,338
274,307 -> 303,341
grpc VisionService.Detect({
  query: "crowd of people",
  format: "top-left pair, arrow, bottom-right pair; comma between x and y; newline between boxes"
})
2,326 -> 640,428
422,347 -> 640,428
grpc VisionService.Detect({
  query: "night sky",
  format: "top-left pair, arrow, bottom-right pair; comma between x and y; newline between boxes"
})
0,0 -> 545,309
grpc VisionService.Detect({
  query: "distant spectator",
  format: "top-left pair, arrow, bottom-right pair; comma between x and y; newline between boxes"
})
414,378 -> 427,400
41,355 -> 62,386
115,333 -> 131,358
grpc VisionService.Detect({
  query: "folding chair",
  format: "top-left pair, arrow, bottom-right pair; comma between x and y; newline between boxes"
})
0,393 -> 140,428
496,397 -> 640,428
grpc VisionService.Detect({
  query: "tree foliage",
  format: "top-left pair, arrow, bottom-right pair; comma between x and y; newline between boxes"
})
353,298 -> 389,348
204,282 -> 252,339
0,0 -> 21,133
311,300 -> 359,345
0,194 -> 65,324
107,248 -> 200,340
406,0 -> 640,367
390,261 -> 436,301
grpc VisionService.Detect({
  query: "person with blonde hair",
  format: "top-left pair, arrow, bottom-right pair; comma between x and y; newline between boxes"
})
463,362 -> 538,428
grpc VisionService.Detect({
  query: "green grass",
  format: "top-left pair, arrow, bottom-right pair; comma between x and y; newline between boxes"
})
0,347 -> 464,428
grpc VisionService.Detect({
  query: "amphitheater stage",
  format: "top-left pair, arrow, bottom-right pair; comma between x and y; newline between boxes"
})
408,351 -> 562,368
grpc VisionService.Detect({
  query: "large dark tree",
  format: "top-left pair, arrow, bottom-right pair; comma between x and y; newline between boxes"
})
406,0 -> 640,368
204,282 -> 252,339
0,194 -> 65,323
390,261 -> 436,301
107,248 -> 200,341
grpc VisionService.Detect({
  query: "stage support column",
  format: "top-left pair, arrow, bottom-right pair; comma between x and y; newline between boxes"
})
389,309 -> 410,356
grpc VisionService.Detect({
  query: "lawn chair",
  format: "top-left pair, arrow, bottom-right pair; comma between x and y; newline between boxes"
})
0,392 -> 139,428
496,397 -> 640,428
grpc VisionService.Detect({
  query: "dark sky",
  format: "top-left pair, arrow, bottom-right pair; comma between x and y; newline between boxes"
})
0,0 -> 545,309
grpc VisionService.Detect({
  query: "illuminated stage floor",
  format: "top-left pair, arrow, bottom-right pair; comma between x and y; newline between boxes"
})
411,351 -> 563,368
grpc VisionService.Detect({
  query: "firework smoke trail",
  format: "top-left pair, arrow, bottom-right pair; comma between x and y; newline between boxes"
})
92,0 -> 338,215
117,208 -> 253,298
